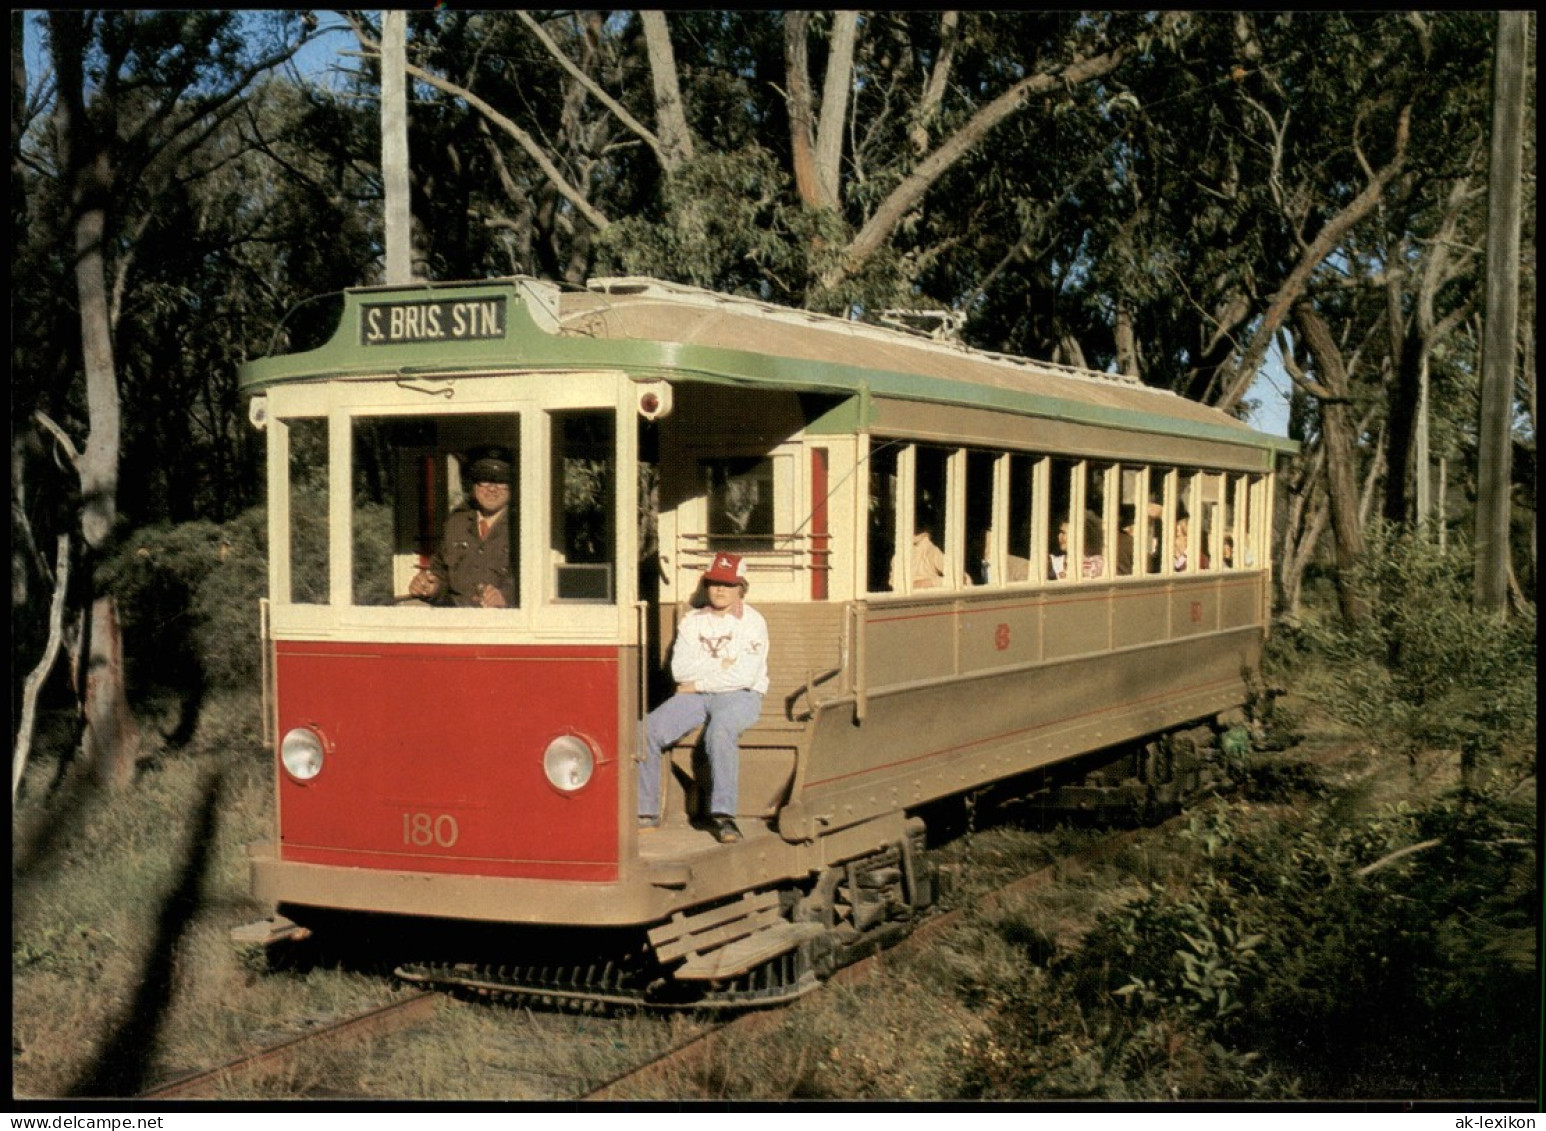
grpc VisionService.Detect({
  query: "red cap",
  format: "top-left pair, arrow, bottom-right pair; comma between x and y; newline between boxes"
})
703,552 -> 746,585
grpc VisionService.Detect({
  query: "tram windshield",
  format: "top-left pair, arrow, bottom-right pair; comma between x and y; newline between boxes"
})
281,407 -> 620,610
351,412 -> 524,607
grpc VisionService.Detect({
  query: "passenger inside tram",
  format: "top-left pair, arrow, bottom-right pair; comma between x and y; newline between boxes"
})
1117,502 -> 1163,576
1172,509 -> 1208,571
407,446 -> 517,607
907,521 -> 947,588
1049,518 -> 1070,580
1081,512 -> 1106,579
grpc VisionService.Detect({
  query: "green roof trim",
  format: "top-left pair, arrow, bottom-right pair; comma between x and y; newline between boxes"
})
240,280 -> 1298,457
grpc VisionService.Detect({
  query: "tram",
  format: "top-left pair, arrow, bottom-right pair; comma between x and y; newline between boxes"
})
237,276 -> 1293,1006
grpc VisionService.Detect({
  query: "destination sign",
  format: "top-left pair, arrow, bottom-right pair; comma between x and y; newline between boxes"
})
360,297 -> 507,345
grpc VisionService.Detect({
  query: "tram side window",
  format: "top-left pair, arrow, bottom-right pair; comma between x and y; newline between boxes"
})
909,445 -> 952,589
352,413 -> 521,607
1149,469 -> 1170,574
1199,473 -> 1223,571
966,450 -> 996,586
1006,453 -> 1036,584
1174,470 -> 1199,572
1048,458 -> 1075,580
1117,466 -> 1147,577
1242,474 -> 1264,568
1083,463 -> 1111,580
551,411 -> 616,602
287,418 -> 330,605
703,457 -> 775,555
866,441 -> 900,594
1223,474 -> 1241,569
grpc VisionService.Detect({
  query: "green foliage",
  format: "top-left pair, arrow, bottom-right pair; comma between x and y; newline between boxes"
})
101,507 -> 268,692
352,501 -> 396,607
956,765 -> 1537,1100
596,149 -> 800,295
1280,524 -> 1537,764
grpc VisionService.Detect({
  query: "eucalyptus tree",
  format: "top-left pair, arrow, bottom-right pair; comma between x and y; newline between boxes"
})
343,11 -> 1159,314
15,10 -> 314,786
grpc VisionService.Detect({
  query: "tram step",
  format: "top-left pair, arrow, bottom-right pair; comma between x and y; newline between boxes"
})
649,889 -> 782,964
674,921 -> 827,981
229,915 -> 311,945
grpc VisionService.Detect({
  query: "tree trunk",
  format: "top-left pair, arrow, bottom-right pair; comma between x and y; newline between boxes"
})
910,12 -> 960,154
784,13 -> 822,210
1283,489 -> 1330,617
1383,320 -> 1421,526
1114,304 -> 1140,378
78,596 -> 138,787
50,12 -> 138,785
1276,441 -> 1327,616
814,11 -> 858,211
12,535 -> 70,801
1358,422 -> 1387,530
640,11 -> 693,169
1474,10 -> 1527,614
1294,301 -> 1368,624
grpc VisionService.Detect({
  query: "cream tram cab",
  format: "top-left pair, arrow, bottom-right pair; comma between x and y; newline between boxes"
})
239,277 -> 1292,1006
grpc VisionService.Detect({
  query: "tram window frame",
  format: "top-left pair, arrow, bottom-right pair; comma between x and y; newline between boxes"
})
864,438 -> 967,596
865,438 -> 901,596
965,449 -> 998,586
701,455 -> 776,556
549,409 -> 617,604
1223,474 -> 1240,569
910,444 -> 954,591
1083,462 -> 1114,581
348,410 -> 523,609
285,416 -> 331,606
1154,466 -> 1177,575
1245,474 -> 1266,569
1005,453 -> 1039,586
1174,470 -> 1201,573
1048,458 -> 1077,581
1116,466 -> 1138,577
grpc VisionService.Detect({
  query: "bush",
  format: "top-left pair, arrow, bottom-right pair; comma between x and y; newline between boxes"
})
102,505 -> 268,693
1278,524 -> 1536,766
954,755 -> 1537,1101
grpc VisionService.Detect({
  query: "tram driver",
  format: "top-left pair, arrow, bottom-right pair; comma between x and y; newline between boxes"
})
407,446 -> 516,608
637,552 -> 769,845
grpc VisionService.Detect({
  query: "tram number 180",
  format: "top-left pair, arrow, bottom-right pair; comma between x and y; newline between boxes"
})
403,812 -> 460,849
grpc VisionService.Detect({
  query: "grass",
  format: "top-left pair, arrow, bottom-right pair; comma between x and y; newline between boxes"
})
13,657 -> 1538,1101
12,690 -> 405,1098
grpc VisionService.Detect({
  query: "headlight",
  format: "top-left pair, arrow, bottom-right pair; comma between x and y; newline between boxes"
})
280,726 -> 325,781
543,735 -> 595,792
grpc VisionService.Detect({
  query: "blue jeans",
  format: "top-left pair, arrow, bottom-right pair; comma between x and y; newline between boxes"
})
638,690 -> 763,819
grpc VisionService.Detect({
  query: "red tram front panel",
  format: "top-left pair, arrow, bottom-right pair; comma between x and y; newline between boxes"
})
274,641 -> 621,882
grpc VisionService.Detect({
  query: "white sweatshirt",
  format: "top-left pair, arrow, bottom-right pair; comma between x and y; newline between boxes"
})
669,604 -> 771,695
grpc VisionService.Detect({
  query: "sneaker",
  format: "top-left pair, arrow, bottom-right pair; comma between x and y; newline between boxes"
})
638,814 -> 661,831
710,816 -> 742,844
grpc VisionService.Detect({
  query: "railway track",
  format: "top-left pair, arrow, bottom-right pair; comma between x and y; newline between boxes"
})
139,816 -> 1160,1101
139,992 -> 442,1099
581,820 -> 1149,1099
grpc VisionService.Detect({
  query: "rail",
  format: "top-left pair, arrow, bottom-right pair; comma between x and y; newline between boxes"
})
139,992 -> 440,1099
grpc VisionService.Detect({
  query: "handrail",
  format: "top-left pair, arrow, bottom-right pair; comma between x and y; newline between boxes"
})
674,531 -> 833,576
259,598 -> 274,745
852,600 -> 868,724
634,600 -> 650,728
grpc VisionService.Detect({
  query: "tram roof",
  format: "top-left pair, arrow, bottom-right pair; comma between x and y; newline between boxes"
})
240,276 -> 1294,455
